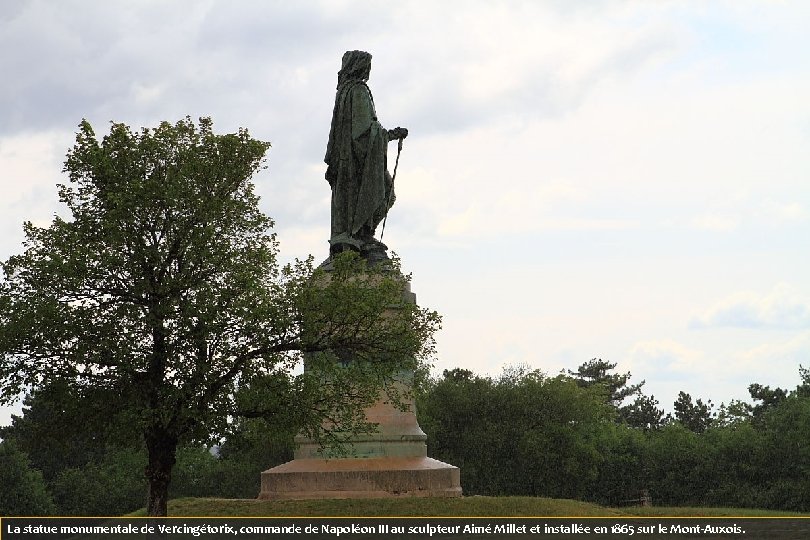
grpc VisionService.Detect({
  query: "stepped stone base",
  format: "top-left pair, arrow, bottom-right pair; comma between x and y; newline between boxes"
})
257,275 -> 461,500
259,456 -> 461,500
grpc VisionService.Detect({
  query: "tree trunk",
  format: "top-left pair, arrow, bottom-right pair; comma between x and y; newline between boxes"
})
144,427 -> 178,517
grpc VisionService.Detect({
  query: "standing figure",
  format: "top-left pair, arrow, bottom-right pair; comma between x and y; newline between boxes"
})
325,50 -> 408,258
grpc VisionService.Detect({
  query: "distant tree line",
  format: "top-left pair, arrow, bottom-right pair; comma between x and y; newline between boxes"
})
1,359 -> 808,515
0,381 -> 295,516
418,360 -> 810,511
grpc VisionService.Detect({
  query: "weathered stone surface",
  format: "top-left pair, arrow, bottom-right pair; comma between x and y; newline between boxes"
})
293,380 -> 428,460
259,371 -> 461,499
259,457 -> 461,500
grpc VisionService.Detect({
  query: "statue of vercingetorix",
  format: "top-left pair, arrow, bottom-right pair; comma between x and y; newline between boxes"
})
324,50 -> 408,259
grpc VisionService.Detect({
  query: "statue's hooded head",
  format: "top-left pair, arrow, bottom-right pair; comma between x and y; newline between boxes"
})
337,50 -> 372,87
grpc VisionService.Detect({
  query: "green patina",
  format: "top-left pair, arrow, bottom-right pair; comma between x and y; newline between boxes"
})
324,50 -> 407,261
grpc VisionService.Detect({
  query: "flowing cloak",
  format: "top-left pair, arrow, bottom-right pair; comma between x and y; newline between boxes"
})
324,73 -> 394,247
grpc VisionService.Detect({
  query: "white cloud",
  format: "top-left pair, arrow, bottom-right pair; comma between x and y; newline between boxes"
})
735,331 -> 810,380
686,197 -> 807,232
757,199 -> 807,225
389,2 -> 683,133
276,225 -> 329,266
738,331 -> 810,372
132,82 -> 165,105
690,284 -> 810,330
628,339 -> 706,376
0,131 -> 64,191
0,131 -> 69,252
436,205 -> 478,238
625,333 -> 809,409
690,214 -> 740,232
413,173 -> 639,239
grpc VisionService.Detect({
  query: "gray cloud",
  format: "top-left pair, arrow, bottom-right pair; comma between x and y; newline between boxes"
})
1,1 -> 678,141
0,0 -> 26,23
690,286 -> 810,330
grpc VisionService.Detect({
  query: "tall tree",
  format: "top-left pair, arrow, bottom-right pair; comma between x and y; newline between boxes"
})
0,381 -> 131,483
748,383 -> 788,420
0,118 -> 439,516
0,441 -> 56,516
797,364 -> 810,398
621,393 -> 667,431
673,391 -> 714,433
568,358 -> 644,408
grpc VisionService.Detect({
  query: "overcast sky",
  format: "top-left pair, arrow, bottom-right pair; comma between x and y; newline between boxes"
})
1,0 -> 809,426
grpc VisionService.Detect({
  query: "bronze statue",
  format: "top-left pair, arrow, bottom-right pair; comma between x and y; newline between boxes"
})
324,50 -> 408,260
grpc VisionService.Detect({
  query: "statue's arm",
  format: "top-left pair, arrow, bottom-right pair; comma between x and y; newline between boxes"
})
349,85 -> 407,144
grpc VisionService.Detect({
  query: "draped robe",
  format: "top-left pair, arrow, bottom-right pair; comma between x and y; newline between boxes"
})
325,71 -> 394,251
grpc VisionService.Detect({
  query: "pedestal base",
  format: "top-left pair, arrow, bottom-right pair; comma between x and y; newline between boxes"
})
258,456 -> 461,500
257,273 -> 461,500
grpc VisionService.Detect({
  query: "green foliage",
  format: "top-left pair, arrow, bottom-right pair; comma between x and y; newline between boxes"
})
714,399 -> 752,428
642,424 -> 708,505
419,365 -> 611,498
134,495 -> 810,517
210,418 -> 294,498
12,429 -> 293,517
49,446 -> 147,516
38,437 -> 293,516
566,358 -> 666,431
7,357 -> 808,514
168,427 -> 294,501
621,393 -> 667,431
700,423 -> 768,508
0,381 -> 136,483
0,117 -> 439,515
590,423 -> 649,506
419,363 -> 810,512
751,393 -> 810,510
748,383 -> 788,420
0,441 -> 56,516
568,358 -> 644,408
0,116 -> 277,438
798,364 -> 810,397
673,391 -> 715,433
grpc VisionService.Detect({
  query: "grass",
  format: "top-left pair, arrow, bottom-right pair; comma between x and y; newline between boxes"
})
128,497 -> 810,518
620,506 -> 810,518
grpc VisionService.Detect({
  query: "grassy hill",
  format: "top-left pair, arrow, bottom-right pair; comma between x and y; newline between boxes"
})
130,497 -> 809,517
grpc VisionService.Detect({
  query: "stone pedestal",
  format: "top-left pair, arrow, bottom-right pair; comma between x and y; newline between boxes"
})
259,277 -> 461,500
259,456 -> 460,499
258,378 -> 461,499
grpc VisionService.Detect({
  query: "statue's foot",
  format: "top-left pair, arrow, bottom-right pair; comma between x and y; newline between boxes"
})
361,237 -> 388,252
329,242 -> 360,257
324,233 -> 390,268
328,233 -> 363,257
360,237 -> 390,266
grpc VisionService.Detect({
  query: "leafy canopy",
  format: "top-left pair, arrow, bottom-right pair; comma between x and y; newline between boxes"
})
0,116 -> 439,449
